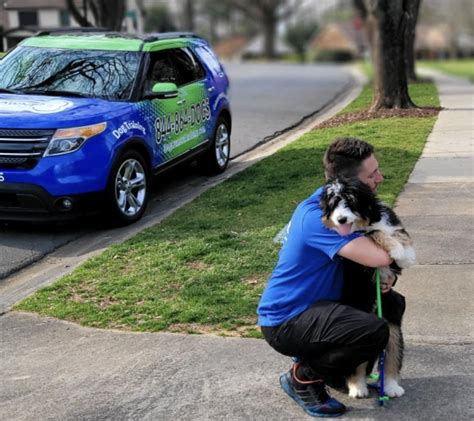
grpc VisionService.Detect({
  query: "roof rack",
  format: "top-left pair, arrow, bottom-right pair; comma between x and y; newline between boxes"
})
33,29 -> 202,43
36,27 -> 111,36
142,32 -> 200,42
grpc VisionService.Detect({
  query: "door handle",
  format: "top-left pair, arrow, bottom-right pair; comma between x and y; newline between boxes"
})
208,86 -> 215,93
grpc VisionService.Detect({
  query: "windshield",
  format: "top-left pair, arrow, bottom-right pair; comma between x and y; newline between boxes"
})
0,46 -> 141,100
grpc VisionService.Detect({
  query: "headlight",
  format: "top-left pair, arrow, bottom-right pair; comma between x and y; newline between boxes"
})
44,122 -> 107,156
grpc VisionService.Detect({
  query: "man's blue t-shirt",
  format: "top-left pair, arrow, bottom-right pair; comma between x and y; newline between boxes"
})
257,187 -> 360,327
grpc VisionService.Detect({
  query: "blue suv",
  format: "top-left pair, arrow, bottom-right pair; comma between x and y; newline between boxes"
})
0,30 -> 231,224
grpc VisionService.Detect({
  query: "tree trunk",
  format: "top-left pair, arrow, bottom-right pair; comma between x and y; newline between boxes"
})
365,0 -> 416,111
66,0 -> 92,27
263,14 -> 276,60
66,0 -> 125,31
183,0 -> 195,31
208,13 -> 218,44
404,0 -> 421,82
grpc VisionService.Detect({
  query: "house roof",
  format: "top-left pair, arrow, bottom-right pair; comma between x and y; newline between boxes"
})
310,22 -> 365,53
241,35 -> 292,55
415,23 -> 453,50
213,36 -> 249,60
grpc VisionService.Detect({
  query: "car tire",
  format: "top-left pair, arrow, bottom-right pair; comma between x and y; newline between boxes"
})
105,150 -> 150,226
200,116 -> 231,174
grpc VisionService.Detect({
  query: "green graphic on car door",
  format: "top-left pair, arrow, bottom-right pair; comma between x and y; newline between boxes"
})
157,80 -> 211,160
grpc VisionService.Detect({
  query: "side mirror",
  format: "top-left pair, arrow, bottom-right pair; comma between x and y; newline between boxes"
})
148,82 -> 178,99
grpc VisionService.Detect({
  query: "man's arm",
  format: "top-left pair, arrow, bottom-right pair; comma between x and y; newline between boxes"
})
338,236 -> 392,267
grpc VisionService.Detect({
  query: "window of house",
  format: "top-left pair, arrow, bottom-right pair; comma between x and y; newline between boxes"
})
18,11 -> 38,27
60,10 -> 70,27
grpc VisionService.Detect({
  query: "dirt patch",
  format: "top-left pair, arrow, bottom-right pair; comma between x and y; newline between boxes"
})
242,276 -> 262,286
186,261 -> 210,270
314,107 -> 442,130
168,318 -> 258,337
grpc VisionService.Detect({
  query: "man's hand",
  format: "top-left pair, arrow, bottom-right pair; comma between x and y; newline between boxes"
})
381,272 -> 397,294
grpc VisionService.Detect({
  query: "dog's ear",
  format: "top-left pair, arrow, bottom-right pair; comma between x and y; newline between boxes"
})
352,180 -> 381,223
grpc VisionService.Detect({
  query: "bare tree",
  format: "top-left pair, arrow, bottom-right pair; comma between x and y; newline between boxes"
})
356,0 -> 419,111
223,0 -> 302,59
183,0 -> 195,31
144,5 -> 177,33
66,0 -> 126,31
404,0 -> 421,82
135,0 -> 147,23
285,19 -> 318,62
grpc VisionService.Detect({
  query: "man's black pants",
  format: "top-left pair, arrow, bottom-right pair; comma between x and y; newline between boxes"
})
261,300 -> 389,380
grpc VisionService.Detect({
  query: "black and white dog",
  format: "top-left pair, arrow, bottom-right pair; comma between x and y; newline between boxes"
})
320,178 -> 416,398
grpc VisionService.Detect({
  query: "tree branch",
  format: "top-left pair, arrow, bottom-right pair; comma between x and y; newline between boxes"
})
66,0 -> 92,27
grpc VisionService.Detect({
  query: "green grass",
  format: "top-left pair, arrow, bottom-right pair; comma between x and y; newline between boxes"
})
339,78 -> 439,115
418,59 -> 474,83
16,81 -> 440,337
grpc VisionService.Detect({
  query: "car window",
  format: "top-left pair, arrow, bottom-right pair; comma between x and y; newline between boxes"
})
169,48 -> 205,86
146,51 -> 178,90
195,45 -> 223,76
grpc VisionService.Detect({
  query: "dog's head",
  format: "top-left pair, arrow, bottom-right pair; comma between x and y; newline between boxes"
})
320,178 -> 381,236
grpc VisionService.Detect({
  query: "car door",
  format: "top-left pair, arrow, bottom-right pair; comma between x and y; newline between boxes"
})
194,44 -> 229,115
167,47 -> 212,155
143,50 -> 182,166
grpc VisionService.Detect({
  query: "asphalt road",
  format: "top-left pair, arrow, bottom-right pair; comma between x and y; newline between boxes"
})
0,63 -> 352,280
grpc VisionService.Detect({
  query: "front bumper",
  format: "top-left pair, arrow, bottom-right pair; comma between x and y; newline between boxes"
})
0,182 -> 104,221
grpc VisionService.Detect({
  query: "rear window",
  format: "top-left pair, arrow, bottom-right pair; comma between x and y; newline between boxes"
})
195,45 -> 223,75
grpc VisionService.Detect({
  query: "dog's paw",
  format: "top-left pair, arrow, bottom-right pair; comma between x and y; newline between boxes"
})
348,380 -> 369,398
397,247 -> 417,268
389,243 -> 406,261
384,377 -> 405,397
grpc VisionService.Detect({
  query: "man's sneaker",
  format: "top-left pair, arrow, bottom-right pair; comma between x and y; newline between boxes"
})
279,369 -> 346,418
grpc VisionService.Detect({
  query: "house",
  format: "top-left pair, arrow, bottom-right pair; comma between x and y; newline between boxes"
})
0,0 -> 85,51
213,35 -> 250,62
308,21 -> 367,61
213,33 -> 294,61
0,0 -> 145,52
415,23 -> 455,58
240,34 -> 293,59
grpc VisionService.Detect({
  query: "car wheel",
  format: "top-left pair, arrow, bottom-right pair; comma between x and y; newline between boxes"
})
106,150 -> 149,225
201,116 -> 230,174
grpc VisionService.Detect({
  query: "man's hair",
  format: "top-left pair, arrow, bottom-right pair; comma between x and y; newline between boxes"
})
323,137 -> 374,180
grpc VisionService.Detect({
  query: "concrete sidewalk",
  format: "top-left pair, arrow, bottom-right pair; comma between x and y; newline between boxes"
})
1,72 -> 473,421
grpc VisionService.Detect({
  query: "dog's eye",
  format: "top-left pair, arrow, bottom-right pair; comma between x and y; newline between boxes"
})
329,197 -> 339,208
345,194 -> 356,208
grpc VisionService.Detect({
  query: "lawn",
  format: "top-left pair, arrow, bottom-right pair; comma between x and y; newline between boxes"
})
418,59 -> 474,83
16,78 -> 440,338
